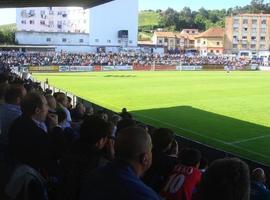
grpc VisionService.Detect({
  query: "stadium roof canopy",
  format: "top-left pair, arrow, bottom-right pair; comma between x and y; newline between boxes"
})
0,0 -> 114,8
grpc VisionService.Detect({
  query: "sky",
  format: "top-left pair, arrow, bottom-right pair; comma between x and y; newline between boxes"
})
0,0 -> 251,25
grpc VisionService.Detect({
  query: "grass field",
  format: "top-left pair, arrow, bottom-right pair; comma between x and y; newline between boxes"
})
33,71 -> 270,165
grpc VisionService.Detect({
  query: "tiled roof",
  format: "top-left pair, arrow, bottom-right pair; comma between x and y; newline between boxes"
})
195,28 -> 224,38
154,31 -> 198,40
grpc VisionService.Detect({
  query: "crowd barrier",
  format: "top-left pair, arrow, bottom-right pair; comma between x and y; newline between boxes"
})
29,66 -> 59,72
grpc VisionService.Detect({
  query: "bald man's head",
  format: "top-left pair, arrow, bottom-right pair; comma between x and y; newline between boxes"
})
252,168 -> 266,183
115,127 -> 153,176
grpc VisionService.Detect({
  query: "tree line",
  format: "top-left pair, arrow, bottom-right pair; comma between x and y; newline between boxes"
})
143,0 -> 270,32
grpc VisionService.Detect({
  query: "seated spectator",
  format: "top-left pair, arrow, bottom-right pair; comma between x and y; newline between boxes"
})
8,92 -> 64,169
195,157 -> 250,200
96,109 -> 109,121
143,128 -> 179,192
120,107 -> 132,119
45,94 -> 57,112
80,127 -> 160,200
58,115 -> 111,200
250,168 -> 270,200
85,105 -> 94,116
110,114 -> 121,136
160,148 -> 201,200
0,83 -> 8,105
116,118 -> 136,133
199,158 -> 209,173
55,92 -> 72,128
67,96 -> 73,111
71,102 -> 86,123
0,84 -> 26,149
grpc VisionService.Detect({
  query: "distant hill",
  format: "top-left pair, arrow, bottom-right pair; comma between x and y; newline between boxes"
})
139,11 -> 162,28
0,23 -> 16,31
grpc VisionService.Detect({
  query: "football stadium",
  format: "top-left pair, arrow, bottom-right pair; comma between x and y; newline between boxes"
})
2,0 -> 270,199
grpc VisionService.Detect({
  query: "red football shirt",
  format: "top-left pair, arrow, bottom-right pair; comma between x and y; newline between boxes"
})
160,164 -> 201,200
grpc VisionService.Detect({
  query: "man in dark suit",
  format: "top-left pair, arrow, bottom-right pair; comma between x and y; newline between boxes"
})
8,92 -> 64,169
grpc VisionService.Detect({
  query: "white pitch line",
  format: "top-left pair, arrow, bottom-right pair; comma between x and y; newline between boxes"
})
133,113 -> 270,159
230,134 -> 270,145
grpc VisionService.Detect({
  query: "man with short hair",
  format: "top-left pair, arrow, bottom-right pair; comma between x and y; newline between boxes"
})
8,92 -> 63,169
195,157 -> 250,200
0,84 -> 26,148
160,148 -> 201,200
250,168 -> 270,200
80,127 -> 160,200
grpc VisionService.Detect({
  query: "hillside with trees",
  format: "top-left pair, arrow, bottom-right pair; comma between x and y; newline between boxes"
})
139,0 -> 270,40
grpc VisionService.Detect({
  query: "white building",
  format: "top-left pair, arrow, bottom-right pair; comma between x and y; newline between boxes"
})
15,0 -> 138,53
89,0 -> 138,48
16,7 -> 88,33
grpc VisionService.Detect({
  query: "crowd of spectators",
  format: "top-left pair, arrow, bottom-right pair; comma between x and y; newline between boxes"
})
0,67 -> 270,200
0,51 -> 266,68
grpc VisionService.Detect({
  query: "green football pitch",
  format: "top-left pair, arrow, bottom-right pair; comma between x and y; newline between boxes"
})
33,71 -> 270,165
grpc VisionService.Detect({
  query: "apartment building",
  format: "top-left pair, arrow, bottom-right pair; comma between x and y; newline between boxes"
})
225,14 -> 270,57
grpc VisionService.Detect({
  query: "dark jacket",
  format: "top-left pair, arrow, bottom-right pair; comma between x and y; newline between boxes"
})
58,141 -> 103,200
143,148 -> 179,192
80,161 -> 161,200
8,115 -> 64,169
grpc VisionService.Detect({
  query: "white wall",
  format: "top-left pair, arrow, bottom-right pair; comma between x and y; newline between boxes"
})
16,31 -> 89,45
89,0 -> 138,47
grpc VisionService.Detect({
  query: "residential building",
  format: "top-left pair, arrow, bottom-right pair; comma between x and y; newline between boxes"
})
195,28 -> 224,56
152,31 -> 197,53
225,14 -> 270,57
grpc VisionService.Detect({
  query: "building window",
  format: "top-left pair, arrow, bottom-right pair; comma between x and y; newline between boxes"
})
95,39 -> 99,43
40,20 -> 45,25
233,27 -> 238,32
233,19 -> 239,24
262,19 -> 267,24
233,36 -> 237,39
252,28 -> 257,33
260,44 -> 265,49
21,20 -> 26,24
129,40 -> 133,44
29,20 -> 35,25
252,19 -> 257,24
261,36 -> 265,41
233,44 -> 238,48
210,50 -> 214,53
242,36 -> 247,40
21,10 -> 27,18
176,39 -> 180,44
158,39 -> 162,44
197,39 -> 200,43
170,40 -> 174,44
40,10 -> 46,18
243,28 -> 248,32
58,11 -> 62,16
49,21 -> 54,28
29,10 -> 35,17
107,40 -> 111,43
216,50 -> 219,53
243,19 -> 248,24
216,42 -> 220,45
187,31 -> 190,33
79,39 -> 84,43
251,44 -> 256,49
57,21 -> 62,29
62,38 -> 67,42
49,10 -> 54,15
203,41 -> 206,45
242,44 -> 247,48
261,28 -> 266,33
164,38 -> 168,43
251,36 -> 256,40
192,31 -> 195,34
46,38 -> 51,42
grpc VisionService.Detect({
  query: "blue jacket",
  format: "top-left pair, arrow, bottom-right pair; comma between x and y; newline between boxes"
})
80,161 -> 161,200
250,181 -> 270,200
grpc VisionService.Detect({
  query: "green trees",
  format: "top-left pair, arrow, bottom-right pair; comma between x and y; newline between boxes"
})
0,24 -> 16,44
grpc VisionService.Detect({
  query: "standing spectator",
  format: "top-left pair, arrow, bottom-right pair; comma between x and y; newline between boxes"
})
80,127 -> 160,200
8,92 -> 64,169
71,103 -> 86,123
160,148 -> 201,200
58,115 -> 110,200
55,92 -> 72,128
195,158 -> 250,200
0,84 -> 26,149
120,107 -> 132,119
250,168 -> 270,200
143,128 -> 179,192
